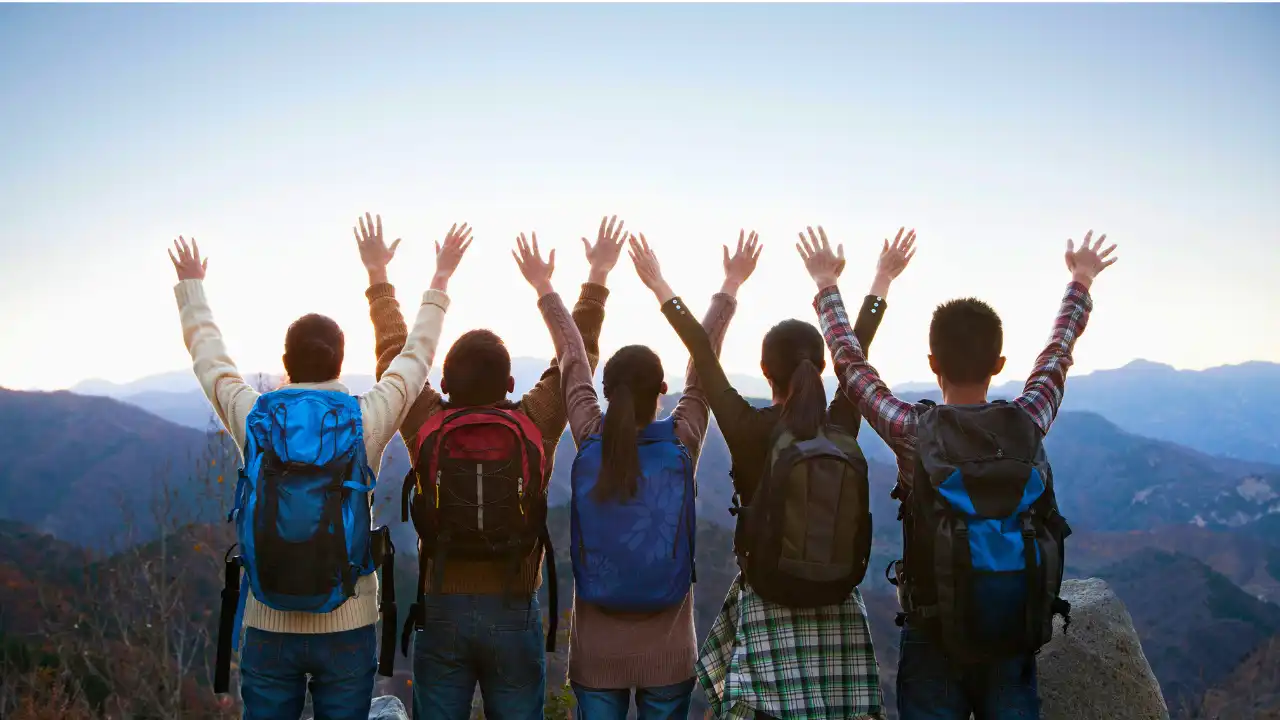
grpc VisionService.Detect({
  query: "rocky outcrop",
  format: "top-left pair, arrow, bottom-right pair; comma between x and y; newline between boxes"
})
301,695 -> 407,720
1039,578 -> 1170,720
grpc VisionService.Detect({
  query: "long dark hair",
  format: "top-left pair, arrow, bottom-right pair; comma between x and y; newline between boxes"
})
596,345 -> 664,503
762,319 -> 828,440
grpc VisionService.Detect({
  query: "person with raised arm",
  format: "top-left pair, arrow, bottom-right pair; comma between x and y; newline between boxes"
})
169,214 -> 456,719
517,231 -> 743,719
360,216 -> 626,720
660,229 -> 914,720
804,226 -> 1117,720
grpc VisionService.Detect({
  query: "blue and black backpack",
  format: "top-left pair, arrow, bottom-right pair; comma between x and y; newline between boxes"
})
889,400 -> 1072,664
569,417 -> 696,613
213,388 -> 398,693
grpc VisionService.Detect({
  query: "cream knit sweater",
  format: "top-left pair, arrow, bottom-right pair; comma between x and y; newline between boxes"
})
175,279 -> 449,634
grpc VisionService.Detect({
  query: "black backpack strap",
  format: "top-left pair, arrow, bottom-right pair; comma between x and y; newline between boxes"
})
540,526 -> 558,653
374,526 -> 397,677
400,548 -> 427,658
400,470 -> 415,524
214,549 -> 241,694
1020,514 -> 1040,651
934,515 -> 971,660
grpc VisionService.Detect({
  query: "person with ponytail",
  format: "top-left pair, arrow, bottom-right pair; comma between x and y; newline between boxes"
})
515,231 -> 752,720
653,228 -> 918,720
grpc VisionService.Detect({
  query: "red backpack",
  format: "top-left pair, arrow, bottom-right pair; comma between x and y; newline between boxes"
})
399,407 -> 558,654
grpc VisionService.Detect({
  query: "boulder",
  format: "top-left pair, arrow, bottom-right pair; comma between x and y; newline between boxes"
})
368,695 -> 409,720
1039,578 -> 1170,720
301,695 -> 407,720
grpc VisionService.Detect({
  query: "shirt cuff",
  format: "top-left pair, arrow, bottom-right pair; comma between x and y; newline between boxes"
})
422,288 -> 450,311
813,285 -> 841,310
1065,281 -> 1093,311
579,282 -> 610,306
174,278 -> 206,308
366,282 -> 396,303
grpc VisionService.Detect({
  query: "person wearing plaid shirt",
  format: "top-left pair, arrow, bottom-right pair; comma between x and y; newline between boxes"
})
801,226 -> 1119,720
663,231 -> 919,720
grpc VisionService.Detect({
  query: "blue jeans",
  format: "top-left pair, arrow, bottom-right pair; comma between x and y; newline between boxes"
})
571,678 -> 695,720
411,593 -> 546,720
897,624 -> 1039,720
239,625 -> 376,720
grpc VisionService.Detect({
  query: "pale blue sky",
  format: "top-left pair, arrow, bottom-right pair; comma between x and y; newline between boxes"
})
1,3 -> 1277,391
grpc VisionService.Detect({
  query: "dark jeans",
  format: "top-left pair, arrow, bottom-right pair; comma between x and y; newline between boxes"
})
897,624 -> 1040,720
411,593 -> 546,720
239,625 -> 376,720
570,678 -> 695,720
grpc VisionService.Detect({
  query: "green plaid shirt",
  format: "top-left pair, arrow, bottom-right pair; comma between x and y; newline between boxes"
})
696,574 -> 885,719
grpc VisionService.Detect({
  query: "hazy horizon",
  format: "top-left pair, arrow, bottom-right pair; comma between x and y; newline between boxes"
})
25,355 -> 1280,398
3,4 -> 1277,391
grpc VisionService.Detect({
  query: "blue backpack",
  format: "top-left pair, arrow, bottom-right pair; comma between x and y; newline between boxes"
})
213,388 -> 398,693
890,400 -> 1072,665
570,417 -> 696,613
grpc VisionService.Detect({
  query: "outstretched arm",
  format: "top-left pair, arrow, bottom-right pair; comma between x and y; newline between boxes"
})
800,226 -> 919,457
1013,231 -> 1115,433
354,214 -> 455,458
170,237 -> 259,459
361,219 -> 471,452
631,232 -> 753,456
827,229 -> 916,433
515,233 -> 605,443
646,231 -> 773,447
520,216 -> 624,447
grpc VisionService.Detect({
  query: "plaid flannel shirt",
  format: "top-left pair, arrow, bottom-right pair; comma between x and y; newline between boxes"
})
813,281 -> 1093,493
696,575 -> 886,719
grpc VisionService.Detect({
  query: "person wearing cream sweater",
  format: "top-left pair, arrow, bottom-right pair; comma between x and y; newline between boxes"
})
168,214 -> 462,720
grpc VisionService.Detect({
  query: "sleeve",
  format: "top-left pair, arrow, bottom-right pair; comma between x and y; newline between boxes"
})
358,289 -> 451,460
1012,281 -> 1094,434
520,283 -> 609,448
366,282 -> 443,444
814,286 -> 918,455
660,296 -> 771,449
175,279 -> 260,460
537,291 -> 604,444
827,294 -> 888,435
670,293 -> 738,457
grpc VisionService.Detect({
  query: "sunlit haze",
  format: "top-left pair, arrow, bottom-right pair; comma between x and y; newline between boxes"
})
2,4 -> 1277,392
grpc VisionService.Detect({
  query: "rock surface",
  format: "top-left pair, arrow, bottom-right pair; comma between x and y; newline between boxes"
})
1039,578 -> 1170,720
302,695 -> 407,720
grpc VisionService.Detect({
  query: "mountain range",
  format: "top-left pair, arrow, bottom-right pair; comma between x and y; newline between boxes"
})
5,357 -> 1280,716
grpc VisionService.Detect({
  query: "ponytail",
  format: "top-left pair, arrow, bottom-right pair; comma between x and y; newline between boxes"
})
596,385 -> 641,503
780,357 -> 826,440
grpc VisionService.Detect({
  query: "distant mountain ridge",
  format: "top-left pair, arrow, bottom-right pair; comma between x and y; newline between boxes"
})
68,359 -> 1280,467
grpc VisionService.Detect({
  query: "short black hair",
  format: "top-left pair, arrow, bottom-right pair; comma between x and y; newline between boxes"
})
283,314 -> 344,383
442,329 -> 511,406
929,298 -> 1003,384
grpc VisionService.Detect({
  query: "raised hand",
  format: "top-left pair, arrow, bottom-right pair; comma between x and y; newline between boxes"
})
168,236 -> 207,281
512,232 -> 555,296
431,223 -> 473,292
871,227 -> 917,297
628,233 -> 675,303
354,212 -> 401,284
582,215 -> 627,285
796,225 -> 845,288
722,230 -> 762,295
1065,231 -> 1118,290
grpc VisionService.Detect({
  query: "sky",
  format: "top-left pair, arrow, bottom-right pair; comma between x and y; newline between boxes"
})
1,3 -> 1277,392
